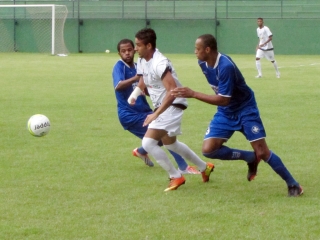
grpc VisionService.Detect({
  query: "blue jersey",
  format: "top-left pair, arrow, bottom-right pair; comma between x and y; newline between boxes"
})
198,53 -> 257,115
112,60 -> 152,130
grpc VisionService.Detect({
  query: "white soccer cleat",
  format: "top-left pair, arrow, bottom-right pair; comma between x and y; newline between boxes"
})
276,73 -> 280,78
178,165 -> 200,174
255,75 -> 262,78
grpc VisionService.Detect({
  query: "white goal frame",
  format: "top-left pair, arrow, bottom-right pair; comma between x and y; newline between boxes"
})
0,4 -> 68,55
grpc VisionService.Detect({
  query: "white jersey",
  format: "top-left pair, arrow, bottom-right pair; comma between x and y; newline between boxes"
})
257,26 -> 273,50
137,49 -> 187,109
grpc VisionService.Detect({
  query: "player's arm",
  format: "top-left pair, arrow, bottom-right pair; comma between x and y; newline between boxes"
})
172,64 -> 232,106
113,63 -> 139,91
138,75 -> 149,96
142,70 -> 176,127
154,70 -> 177,115
256,30 -> 260,50
171,87 -> 230,106
115,74 -> 139,91
260,35 -> 273,47
256,39 -> 260,50
127,77 -> 146,105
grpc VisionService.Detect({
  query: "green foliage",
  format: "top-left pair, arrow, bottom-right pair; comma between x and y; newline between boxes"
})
1,53 -> 320,239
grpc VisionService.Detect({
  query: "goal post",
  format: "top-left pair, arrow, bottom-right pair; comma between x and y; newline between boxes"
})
0,4 -> 69,55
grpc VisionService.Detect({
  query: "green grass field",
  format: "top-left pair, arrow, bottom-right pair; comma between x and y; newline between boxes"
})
1,53 -> 320,239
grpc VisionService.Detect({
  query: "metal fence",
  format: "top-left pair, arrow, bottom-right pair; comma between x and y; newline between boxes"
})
0,0 -> 319,19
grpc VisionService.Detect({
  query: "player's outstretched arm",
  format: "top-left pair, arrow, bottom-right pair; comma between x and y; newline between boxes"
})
171,87 -> 230,106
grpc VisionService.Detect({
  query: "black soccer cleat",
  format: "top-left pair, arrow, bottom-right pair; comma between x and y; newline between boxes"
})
247,157 -> 261,181
288,185 -> 304,197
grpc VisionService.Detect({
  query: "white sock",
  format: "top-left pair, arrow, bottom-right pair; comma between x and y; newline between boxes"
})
256,60 -> 262,76
142,137 -> 181,178
273,61 -> 280,75
165,140 -> 207,172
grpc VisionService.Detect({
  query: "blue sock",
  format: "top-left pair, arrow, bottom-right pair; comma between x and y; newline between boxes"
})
266,151 -> 299,186
202,146 -> 256,163
168,150 -> 188,170
137,147 -> 148,155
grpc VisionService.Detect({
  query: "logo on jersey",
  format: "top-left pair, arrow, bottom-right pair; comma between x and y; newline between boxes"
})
150,73 -> 156,81
251,126 -> 260,134
132,82 -> 138,89
152,85 -> 161,89
153,100 -> 161,108
211,85 -> 218,94
205,127 -> 210,135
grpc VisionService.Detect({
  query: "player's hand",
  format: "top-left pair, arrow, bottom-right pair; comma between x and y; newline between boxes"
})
171,87 -> 194,98
128,97 -> 136,105
143,113 -> 158,127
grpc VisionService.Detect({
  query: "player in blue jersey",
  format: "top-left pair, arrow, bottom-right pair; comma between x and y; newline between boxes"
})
112,38 -> 199,174
171,34 -> 303,197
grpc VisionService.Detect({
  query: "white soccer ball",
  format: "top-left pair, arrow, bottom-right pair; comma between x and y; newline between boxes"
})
105,49 -> 110,53
27,114 -> 51,137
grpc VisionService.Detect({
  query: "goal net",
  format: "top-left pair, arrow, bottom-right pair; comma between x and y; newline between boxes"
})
0,4 -> 69,55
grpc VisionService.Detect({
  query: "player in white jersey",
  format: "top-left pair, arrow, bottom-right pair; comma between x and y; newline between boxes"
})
128,28 -> 214,191
255,18 -> 280,78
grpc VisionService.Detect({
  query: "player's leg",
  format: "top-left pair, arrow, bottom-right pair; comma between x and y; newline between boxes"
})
201,115 -> 257,164
168,150 -> 200,174
243,111 -> 303,196
129,113 -> 191,170
163,137 -> 214,182
201,113 -> 260,181
202,140 -> 256,163
157,140 -> 196,173
266,51 -> 280,78
250,139 -> 303,197
156,106 -> 213,182
255,49 -> 264,78
143,129 -> 185,191
127,123 -> 154,167
155,140 -> 199,174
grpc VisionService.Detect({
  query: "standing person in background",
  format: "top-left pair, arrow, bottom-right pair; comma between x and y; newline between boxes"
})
171,34 -> 303,197
112,38 -> 199,174
255,17 -> 280,78
128,29 -> 214,191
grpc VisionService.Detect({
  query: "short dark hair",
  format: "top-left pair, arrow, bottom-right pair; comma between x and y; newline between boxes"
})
117,39 -> 134,52
135,28 -> 157,49
197,34 -> 217,51
257,17 -> 263,21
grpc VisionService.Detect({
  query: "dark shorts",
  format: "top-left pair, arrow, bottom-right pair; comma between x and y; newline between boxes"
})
124,112 -> 164,147
204,107 -> 266,142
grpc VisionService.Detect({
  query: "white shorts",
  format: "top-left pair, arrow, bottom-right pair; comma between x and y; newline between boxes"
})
256,49 -> 275,61
148,105 -> 183,137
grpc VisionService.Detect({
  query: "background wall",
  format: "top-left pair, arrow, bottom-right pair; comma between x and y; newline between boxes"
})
1,0 -> 319,54
70,18 -> 319,55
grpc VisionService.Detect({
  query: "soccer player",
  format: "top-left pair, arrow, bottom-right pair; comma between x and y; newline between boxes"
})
171,34 -> 303,197
255,17 -> 280,78
112,38 -> 199,174
128,29 -> 214,191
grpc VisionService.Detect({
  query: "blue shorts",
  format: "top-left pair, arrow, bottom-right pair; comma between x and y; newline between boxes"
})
127,121 -> 148,139
204,107 -> 266,142
124,112 -> 164,147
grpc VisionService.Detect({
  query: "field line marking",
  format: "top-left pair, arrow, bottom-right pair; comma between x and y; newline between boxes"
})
278,63 -> 320,69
